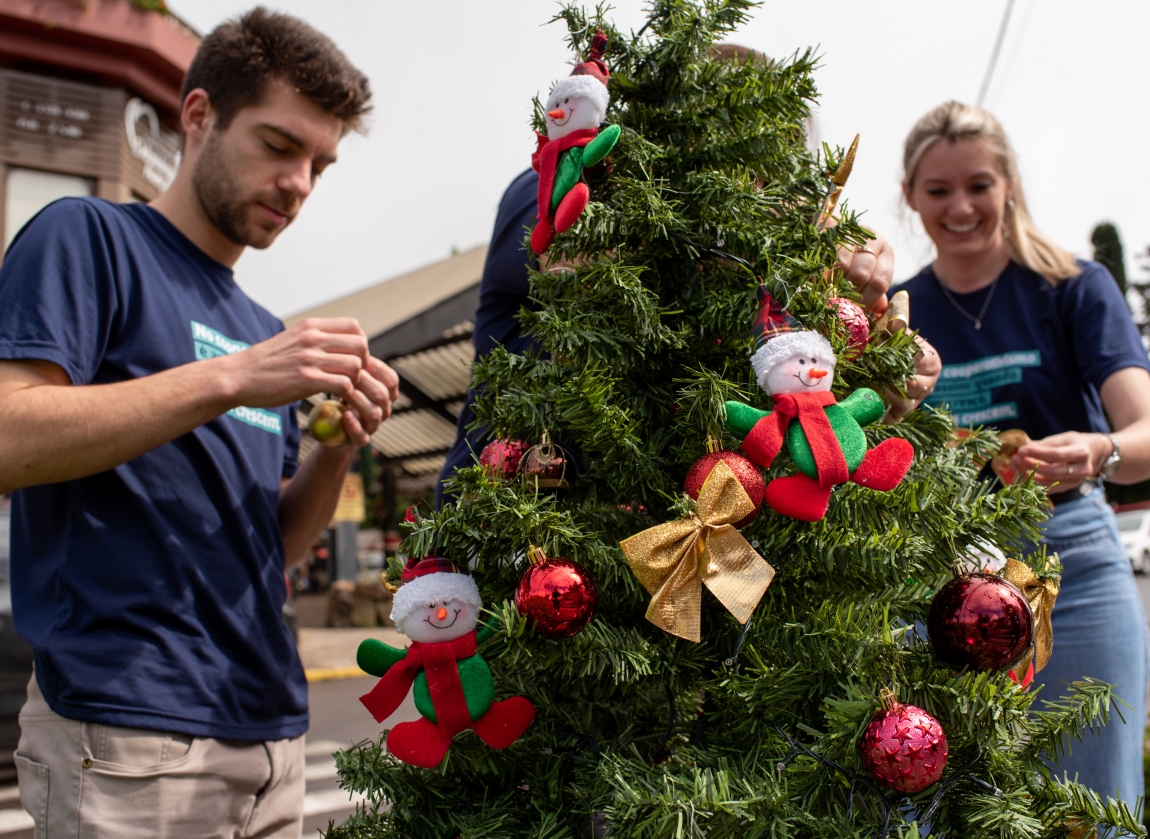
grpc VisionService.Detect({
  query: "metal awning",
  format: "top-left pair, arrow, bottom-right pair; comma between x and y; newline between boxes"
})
289,247 -> 485,488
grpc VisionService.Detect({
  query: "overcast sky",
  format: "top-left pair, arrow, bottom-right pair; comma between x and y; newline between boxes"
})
168,0 -> 1150,319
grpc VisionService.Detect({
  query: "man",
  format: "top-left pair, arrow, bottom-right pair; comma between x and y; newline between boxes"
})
0,9 -> 396,836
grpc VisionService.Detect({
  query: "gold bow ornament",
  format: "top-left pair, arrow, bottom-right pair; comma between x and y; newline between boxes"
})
620,460 -> 776,642
1002,558 -> 1060,680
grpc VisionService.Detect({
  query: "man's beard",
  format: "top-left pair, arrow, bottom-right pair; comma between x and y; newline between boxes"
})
191,131 -> 287,249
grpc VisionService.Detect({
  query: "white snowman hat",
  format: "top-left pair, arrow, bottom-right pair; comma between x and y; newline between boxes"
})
547,75 -> 610,125
390,557 -> 482,635
748,286 -> 835,392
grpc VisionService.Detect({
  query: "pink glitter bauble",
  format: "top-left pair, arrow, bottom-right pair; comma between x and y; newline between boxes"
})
479,438 -> 529,479
829,297 -> 869,360
859,701 -> 948,793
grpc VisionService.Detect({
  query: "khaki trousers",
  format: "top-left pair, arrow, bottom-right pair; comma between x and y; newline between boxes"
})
15,675 -> 305,839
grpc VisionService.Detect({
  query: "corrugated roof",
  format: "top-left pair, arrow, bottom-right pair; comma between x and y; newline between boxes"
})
283,246 -> 487,337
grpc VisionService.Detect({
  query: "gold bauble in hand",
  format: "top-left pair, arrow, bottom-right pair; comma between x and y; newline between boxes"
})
308,399 -> 348,447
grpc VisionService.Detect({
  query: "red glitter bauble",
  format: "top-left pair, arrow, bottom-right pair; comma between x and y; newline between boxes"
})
515,555 -> 598,639
860,701 -> 948,793
684,451 -> 765,528
479,438 -> 529,479
928,573 -> 1034,671
829,297 -> 869,360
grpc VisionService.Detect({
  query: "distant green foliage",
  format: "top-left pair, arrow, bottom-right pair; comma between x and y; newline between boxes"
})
1091,221 -> 1127,294
71,0 -> 169,13
329,3 -> 1144,837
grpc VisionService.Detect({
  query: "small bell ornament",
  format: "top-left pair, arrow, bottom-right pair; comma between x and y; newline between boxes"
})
859,690 -> 948,793
520,430 -> 573,492
515,546 -> 598,639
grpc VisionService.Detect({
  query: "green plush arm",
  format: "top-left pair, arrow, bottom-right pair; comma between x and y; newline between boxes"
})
357,638 -> 407,677
476,623 -> 496,645
551,147 -> 584,211
582,124 -> 620,167
724,400 -> 771,437
838,388 -> 886,427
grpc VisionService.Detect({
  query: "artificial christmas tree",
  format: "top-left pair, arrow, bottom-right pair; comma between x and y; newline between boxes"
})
329,3 -> 1144,836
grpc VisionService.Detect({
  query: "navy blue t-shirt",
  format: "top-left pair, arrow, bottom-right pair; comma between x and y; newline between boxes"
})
437,169 -> 539,504
0,198 -> 307,740
901,260 -> 1150,439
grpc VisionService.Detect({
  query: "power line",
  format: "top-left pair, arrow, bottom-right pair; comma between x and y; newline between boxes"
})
977,0 -> 1016,106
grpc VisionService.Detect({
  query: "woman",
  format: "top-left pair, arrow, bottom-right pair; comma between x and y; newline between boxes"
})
900,101 -> 1150,805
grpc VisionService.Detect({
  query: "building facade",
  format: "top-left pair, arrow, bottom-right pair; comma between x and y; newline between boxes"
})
0,0 -> 197,253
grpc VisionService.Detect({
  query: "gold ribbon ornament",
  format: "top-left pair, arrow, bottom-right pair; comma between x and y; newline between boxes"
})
1002,558 -> 1060,677
620,460 -> 776,642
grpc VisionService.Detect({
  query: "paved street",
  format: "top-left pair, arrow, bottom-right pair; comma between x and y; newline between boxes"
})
0,675 -> 415,839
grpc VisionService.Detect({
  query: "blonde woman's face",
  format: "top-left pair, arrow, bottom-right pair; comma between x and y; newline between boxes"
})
904,139 -> 1012,262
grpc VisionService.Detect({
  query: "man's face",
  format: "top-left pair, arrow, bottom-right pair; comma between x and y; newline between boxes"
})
191,80 -> 343,250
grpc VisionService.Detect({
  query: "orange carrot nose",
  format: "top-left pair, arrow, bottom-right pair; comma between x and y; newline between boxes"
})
436,607 -> 448,621
808,368 -> 829,379
547,108 -> 565,119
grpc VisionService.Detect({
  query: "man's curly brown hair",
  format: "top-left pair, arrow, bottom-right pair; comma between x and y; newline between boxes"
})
182,7 -> 372,134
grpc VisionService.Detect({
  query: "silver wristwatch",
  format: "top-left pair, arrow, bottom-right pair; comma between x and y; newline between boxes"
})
1097,433 -> 1121,480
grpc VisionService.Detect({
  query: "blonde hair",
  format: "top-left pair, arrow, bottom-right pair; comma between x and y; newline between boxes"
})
902,101 -> 1080,283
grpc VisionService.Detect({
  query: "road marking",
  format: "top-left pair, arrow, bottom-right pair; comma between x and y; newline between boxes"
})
303,787 -> 367,817
0,809 -> 33,832
304,738 -> 346,757
304,758 -> 336,782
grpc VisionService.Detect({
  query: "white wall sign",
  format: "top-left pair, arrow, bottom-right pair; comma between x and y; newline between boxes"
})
125,97 -> 180,192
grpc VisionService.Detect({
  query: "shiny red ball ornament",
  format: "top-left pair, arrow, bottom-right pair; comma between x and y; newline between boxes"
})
515,548 -> 598,639
829,297 -> 869,360
479,438 -> 529,479
860,698 -> 948,793
927,573 -> 1034,671
684,449 -> 765,528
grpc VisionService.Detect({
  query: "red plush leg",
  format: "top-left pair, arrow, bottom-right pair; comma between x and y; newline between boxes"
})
470,697 -> 536,750
386,718 -> 453,769
553,183 -> 590,233
849,438 -> 914,492
531,217 -> 555,254
765,473 -> 833,522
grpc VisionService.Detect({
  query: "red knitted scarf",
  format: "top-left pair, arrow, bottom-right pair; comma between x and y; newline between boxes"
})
742,391 -> 849,488
359,630 -> 476,736
531,129 -> 597,224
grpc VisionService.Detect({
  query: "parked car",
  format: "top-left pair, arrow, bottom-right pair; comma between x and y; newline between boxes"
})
1115,508 -> 1150,574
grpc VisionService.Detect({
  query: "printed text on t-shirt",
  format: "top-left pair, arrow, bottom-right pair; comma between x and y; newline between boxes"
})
924,350 -> 1042,427
190,321 -> 282,435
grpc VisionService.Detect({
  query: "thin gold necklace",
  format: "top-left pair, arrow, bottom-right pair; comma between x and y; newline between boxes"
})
936,273 -> 999,331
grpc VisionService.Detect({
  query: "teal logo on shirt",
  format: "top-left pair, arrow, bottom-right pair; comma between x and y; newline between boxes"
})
925,350 -> 1041,427
190,321 -> 282,435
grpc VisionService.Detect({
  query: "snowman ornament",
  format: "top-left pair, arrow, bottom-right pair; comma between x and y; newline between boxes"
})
357,557 -> 535,768
530,31 -> 621,254
723,287 -> 915,521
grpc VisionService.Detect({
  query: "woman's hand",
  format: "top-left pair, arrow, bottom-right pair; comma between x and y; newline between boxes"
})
835,232 -> 894,313
836,231 -> 942,422
1009,431 -> 1112,493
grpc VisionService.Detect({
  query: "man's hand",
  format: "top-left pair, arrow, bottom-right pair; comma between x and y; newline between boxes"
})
836,231 -> 941,422
331,356 -> 401,449
224,318 -> 371,408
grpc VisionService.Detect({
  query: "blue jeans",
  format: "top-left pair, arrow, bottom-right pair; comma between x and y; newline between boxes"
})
1028,489 -> 1149,808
